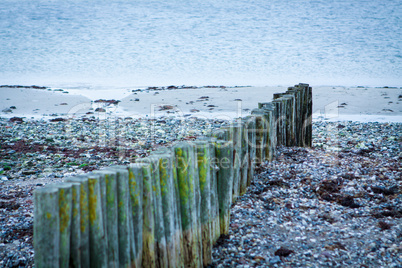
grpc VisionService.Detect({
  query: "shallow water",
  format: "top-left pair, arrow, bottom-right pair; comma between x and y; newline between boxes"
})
0,0 -> 401,88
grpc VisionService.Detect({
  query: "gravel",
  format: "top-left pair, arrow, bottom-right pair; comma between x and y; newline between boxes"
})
0,119 -> 401,267
210,121 -> 401,267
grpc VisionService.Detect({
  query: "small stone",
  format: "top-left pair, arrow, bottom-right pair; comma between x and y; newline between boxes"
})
269,256 -> 281,265
95,108 -> 106,112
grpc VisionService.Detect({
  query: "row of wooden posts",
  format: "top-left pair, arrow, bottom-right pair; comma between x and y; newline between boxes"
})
33,83 -> 312,267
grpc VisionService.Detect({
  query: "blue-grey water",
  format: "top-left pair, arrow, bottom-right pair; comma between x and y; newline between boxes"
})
0,0 -> 401,88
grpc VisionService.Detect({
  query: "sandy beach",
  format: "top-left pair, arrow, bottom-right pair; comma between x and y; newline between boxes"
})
1,85 -> 401,122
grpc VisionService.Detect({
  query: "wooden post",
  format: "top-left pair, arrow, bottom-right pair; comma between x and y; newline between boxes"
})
258,103 -> 277,161
65,181 -> 81,268
285,87 -> 302,146
208,141 -> 221,244
127,163 -> 145,268
231,122 -> 242,202
64,176 -> 91,268
195,141 -> 213,266
139,163 -> 157,267
272,95 -> 287,146
306,84 -> 313,147
173,142 -> 203,267
239,120 -> 249,195
151,150 -> 184,268
93,169 -> 119,267
47,183 -> 73,268
109,166 -> 132,268
276,94 -> 295,146
86,172 -> 108,268
251,109 -> 267,164
215,140 -> 234,235
244,116 -> 256,187
137,157 -> 168,268
34,187 -> 60,268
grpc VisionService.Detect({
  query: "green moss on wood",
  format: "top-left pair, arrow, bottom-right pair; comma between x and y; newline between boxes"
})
88,180 -> 97,228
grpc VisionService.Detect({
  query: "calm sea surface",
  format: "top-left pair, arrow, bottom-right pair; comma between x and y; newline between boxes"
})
0,0 -> 401,88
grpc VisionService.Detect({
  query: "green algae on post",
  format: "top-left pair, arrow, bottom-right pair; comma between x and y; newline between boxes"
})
110,166 -> 132,268
128,163 -> 146,268
152,149 -> 184,267
195,141 -> 213,266
137,157 -> 168,268
94,169 -> 119,267
140,163 -> 157,267
34,187 -> 60,268
86,172 -> 108,267
64,175 -> 91,268
174,142 -> 203,267
215,140 -> 234,235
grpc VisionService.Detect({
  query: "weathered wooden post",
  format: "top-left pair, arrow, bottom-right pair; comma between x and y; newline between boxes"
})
137,156 -> 168,268
239,120 -> 249,195
231,122 -> 242,202
85,172 -> 108,268
251,109 -> 267,164
127,163 -> 145,268
109,166 -> 133,268
258,103 -> 277,161
306,84 -> 313,147
93,169 -> 119,267
208,141 -> 221,244
65,181 -> 81,268
64,175 -> 91,268
34,187 -> 60,268
215,140 -> 234,235
286,86 -> 302,146
173,142 -> 203,267
272,95 -> 287,146
139,163 -> 157,267
195,140 -> 213,266
244,116 -> 256,187
48,183 -> 73,268
151,149 -> 184,268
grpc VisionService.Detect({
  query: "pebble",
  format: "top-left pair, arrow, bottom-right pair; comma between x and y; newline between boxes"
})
0,119 -> 401,267
210,121 -> 401,267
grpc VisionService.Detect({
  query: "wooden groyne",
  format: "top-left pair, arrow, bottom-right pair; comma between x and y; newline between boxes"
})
33,83 -> 312,267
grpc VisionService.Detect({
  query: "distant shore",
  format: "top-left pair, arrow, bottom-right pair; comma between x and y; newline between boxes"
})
1,85 -> 401,122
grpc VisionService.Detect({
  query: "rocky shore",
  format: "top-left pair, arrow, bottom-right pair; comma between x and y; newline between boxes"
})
0,119 -> 401,267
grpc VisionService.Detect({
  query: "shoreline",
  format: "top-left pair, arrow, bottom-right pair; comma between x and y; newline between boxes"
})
1,85 -> 401,122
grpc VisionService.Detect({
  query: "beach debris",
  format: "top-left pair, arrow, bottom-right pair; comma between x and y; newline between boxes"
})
60,103 -> 68,105
2,108 -> 12,113
0,85 -> 47,89
49,117 -> 67,122
9,117 -> 23,123
95,108 -> 106,112
378,221 -> 392,231
371,185 -> 398,195
275,247 -> 294,257
190,109 -> 200,113
94,99 -> 120,105
159,105 -> 174,111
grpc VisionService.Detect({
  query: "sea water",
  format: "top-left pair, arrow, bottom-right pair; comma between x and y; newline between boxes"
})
0,0 -> 401,88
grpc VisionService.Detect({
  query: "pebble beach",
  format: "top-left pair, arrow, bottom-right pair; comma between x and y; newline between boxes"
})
0,86 -> 401,267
